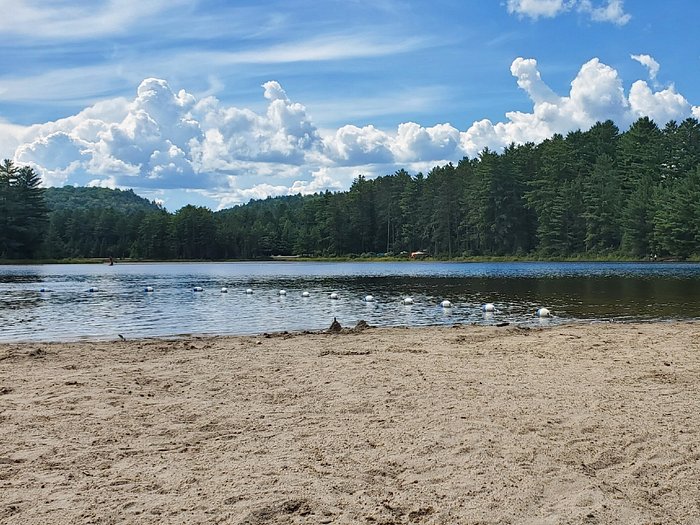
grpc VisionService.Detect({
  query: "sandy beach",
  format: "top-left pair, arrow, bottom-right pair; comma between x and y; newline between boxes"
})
1,321 -> 699,524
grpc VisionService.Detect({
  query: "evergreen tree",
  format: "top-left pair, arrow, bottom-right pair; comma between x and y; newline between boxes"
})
0,161 -> 48,258
0,160 -> 19,257
654,167 -> 700,257
582,154 -> 622,252
172,205 -> 216,259
526,135 -> 575,255
622,175 -> 657,257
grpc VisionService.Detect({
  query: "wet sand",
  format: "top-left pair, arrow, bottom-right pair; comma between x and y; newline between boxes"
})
1,322 -> 699,524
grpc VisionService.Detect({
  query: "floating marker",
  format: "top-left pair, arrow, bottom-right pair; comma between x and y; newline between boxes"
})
536,307 -> 551,318
39,288 -> 47,293
364,295 -> 374,302
302,291 -> 310,297
403,297 -> 414,305
441,300 -> 452,308
330,292 -> 339,300
278,290 -> 287,296
221,287 -> 228,293
245,288 -> 253,294
88,287 -> 98,293
144,286 -> 154,292
483,303 -> 495,312
193,286 -> 204,292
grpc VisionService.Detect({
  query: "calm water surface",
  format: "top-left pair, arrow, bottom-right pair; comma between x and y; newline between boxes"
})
1,261 -> 699,342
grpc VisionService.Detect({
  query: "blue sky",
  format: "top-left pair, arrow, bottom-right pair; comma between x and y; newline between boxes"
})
1,0 -> 699,210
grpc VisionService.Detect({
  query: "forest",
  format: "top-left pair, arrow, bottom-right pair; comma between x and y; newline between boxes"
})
1,116 -> 700,261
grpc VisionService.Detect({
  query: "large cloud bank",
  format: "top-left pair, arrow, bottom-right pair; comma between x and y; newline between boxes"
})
11,55 -> 700,208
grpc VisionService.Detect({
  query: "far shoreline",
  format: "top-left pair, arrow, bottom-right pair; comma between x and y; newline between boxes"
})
1,255 -> 697,265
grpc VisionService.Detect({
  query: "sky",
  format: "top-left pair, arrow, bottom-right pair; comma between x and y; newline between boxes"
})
1,0 -> 699,210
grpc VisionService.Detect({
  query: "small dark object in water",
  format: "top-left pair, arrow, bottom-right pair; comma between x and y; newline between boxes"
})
328,317 -> 342,333
496,322 -> 510,327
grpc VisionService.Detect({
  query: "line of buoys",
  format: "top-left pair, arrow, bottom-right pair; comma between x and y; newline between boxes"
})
60,285 -> 553,319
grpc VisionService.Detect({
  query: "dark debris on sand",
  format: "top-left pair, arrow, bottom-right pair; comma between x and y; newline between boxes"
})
326,318 -> 372,334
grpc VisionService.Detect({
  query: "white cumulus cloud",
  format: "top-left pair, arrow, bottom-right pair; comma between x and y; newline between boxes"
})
631,54 -> 660,81
628,81 -> 692,124
392,122 -> 461,163
324,125 -> 394,165
579,0 -> 631,25
507,0 -> 570,19
458,56 -> 694,157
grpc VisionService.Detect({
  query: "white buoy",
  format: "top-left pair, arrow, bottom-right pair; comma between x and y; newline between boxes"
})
536,307 -> 551,318
279,289 -> 287,296
441,300 -> 452,308
144,286 -> 154,292
193,286 -> 204,292
330,292 -> 339,300
403,297 -> 414,305
88,287 -> 98,293
302,291 -> 310,297
245,288 -> 253,294
221,287 -> 228,293
483,303 -> 495,312
364,295 -> 374,302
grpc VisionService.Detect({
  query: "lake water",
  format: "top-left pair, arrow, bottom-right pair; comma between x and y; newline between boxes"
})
1,261 -> 699,342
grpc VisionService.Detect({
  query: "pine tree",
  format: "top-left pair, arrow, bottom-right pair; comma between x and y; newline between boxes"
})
0,161 -> 48,258
582,154 -> 622,252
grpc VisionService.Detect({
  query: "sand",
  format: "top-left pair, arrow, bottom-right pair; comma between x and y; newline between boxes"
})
1,321 -> 699,524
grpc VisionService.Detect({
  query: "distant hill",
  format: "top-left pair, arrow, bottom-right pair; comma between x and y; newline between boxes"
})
44,186 -> 162,214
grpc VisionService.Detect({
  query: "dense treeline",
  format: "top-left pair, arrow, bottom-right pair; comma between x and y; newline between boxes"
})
2,116 -> 700,261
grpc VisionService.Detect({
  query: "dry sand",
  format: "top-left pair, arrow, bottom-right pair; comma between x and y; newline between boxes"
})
1,321 -> 699,524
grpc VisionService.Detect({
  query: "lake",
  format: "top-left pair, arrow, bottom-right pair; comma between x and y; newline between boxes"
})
1,261 -> 699,342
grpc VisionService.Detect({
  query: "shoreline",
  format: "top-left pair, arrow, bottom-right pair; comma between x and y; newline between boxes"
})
2,256 -> 697,265
0,317 -> 693,346
2,322 -> 699,523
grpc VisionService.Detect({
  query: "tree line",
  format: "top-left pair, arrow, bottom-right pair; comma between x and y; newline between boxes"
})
2,116 -> 700,261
